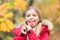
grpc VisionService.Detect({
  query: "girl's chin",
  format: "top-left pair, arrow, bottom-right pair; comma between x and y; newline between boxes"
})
28,24 -> 36,27
28,23 -> 34,26
27,22 -> 36,27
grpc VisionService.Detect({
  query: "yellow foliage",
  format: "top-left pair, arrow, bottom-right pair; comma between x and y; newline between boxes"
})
0,19 -> 14,32
19,1 -> 27,10
0,18 -> 5,23
0,9 -> 6,16
14,0 -> 22,4
51,0 -> 57,3
15,17 -> 25,23
0,11 -> 6,16
0,3 -> 9,16
5,19 -> 14,31
6,27 -> 11,32
0,23 -> 7,32
56,16 -> 60,23
0,3 -> 8,10
48,17 -> 53,21
5,36 -> 13,40
14,0 -> 27,10
20,17 -> 25,22
14,0 -> 23,9
6,3 -> 12,9
0,3 -> 14,32
4,12 -> 13,18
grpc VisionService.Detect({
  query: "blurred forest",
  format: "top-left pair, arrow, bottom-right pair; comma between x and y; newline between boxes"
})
0,0 -> 60,40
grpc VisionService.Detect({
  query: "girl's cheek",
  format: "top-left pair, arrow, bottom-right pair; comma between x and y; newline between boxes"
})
34,17 -> 39,21
25,17 -> 29,21
35,16 -> 39,19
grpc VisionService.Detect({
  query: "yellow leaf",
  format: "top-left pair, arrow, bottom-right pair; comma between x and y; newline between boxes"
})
19,1 -> 27,10
0,3 -> 8,16
0,3 -> 8,10
4,12 -> 13,18
20,17 -> 25,22
14,0 -> 27,10
14,0 -> 22,7
0,23 -> 7,32
6,27 -> 10,32
6,19 -> 14,30
0,18 -> 5,23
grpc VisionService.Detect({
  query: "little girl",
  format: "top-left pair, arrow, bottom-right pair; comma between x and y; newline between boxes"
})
12,6 -> 53,40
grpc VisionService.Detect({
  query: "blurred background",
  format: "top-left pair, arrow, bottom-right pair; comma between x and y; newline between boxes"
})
0,0 -> 60,40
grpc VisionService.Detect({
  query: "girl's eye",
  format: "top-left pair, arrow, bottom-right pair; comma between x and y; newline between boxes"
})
27,15 -> 30,17
33,15 -> 36,17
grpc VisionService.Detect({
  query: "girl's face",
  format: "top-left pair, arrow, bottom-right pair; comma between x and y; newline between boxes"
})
25,9 -> 40,28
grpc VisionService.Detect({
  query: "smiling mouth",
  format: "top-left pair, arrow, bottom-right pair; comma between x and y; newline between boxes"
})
29,19 -> 36,22
28,20 -> 36,23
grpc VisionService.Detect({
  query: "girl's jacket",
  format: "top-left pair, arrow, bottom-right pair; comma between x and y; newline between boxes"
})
12,19 -> 53,40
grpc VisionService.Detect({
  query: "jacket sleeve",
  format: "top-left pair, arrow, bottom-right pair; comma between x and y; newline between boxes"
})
12,28 -> 27,40
27,25 -> 49,40
40,25 -> 49,40
27,30 -> 40,40
12,28 -> 22,36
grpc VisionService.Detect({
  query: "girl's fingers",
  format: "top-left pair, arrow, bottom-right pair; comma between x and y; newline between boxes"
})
22,27 -> 27,34
26,25 -> 32,31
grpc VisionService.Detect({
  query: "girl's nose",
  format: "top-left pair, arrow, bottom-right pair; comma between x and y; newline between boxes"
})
29,15 -> 35,20
30,18 -> 34,21
30,15 -> 34,18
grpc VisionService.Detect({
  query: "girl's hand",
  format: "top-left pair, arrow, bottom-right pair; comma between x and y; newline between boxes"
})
26,25 -> 32,31
21,25 -> 32,34
21,26 -> 27,34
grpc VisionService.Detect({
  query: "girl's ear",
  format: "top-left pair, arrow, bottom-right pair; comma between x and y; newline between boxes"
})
25,21 -> 28,25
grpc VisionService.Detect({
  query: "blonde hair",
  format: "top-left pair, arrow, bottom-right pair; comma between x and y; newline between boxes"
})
35,22 -> 42,35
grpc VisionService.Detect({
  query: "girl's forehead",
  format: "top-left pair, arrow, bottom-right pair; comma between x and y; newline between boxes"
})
26,9 -> 37,14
